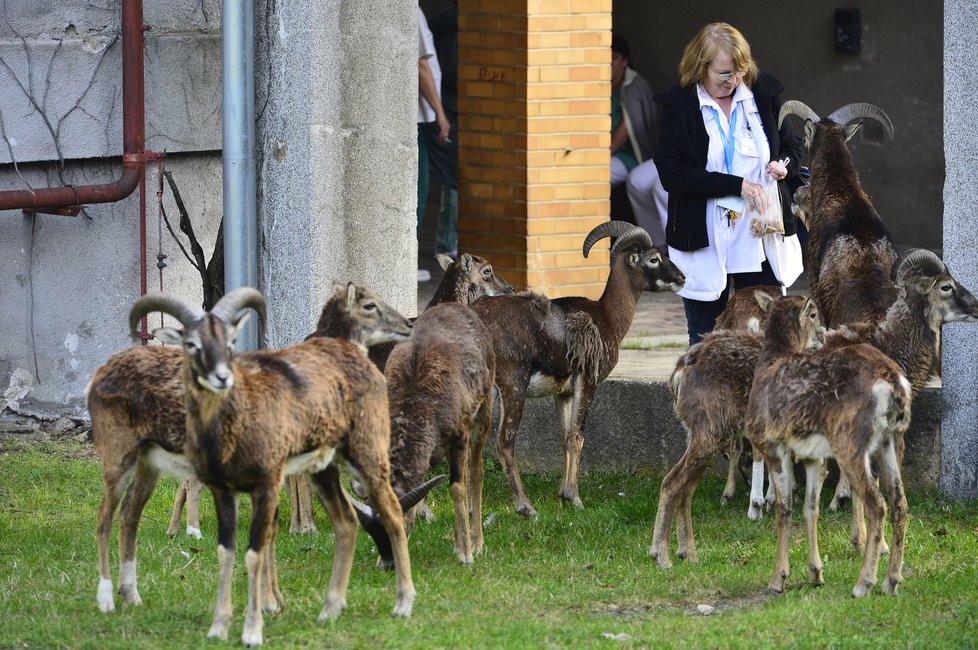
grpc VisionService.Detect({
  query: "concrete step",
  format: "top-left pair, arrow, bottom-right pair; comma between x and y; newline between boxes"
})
502,379 -> 942,493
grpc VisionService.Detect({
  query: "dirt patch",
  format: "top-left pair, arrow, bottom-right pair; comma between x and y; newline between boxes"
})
590,590 -> 773,620
591,600 -> 680,618
683,590 -> 774,615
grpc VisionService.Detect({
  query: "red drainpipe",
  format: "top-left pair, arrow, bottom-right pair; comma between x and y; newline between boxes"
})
0,0 -> 162,341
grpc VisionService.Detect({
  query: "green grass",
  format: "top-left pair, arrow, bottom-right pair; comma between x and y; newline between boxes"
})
2,438 -> 977,649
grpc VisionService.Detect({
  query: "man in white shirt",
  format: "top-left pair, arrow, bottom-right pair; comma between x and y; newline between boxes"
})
417,5 -> 450,281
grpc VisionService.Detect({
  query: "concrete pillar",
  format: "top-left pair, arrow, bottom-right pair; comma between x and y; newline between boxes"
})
458,0 -> 612,298
255,0 -> 418,349
940,0 -> 978,498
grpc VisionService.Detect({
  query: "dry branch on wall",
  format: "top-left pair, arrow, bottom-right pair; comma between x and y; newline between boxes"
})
161,170 -> 224,310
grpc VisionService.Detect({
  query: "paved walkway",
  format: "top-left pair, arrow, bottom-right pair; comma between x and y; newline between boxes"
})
611,290 -> 688,380
417,255 -> 687,381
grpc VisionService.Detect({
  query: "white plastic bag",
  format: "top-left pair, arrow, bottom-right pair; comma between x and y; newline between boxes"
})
749,179 -> 784,238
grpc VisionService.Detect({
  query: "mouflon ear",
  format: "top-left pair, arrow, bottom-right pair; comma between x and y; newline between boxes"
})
754,290 -> 776,313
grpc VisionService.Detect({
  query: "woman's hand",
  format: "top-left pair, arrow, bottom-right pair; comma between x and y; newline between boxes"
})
766,159 -> 788,181
741,179 -> 768,213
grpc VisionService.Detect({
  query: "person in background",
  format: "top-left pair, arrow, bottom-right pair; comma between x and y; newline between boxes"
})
426,1 -> 459,261
652,22 -> 804,345
626,155 -> 670,256
610,34 -> 666,250
417,3 -> 450,282
610,34 -> 657,192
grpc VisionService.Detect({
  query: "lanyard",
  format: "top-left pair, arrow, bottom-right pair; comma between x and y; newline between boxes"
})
709,105 -> 738,173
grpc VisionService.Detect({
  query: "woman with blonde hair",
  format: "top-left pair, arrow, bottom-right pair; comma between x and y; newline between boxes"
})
653,22 -> 804,344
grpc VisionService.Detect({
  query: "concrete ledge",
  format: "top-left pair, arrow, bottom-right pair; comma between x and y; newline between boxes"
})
500,378 -> 943,490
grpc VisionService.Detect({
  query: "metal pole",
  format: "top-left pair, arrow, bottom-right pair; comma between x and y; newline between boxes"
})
222,0 -> 258,350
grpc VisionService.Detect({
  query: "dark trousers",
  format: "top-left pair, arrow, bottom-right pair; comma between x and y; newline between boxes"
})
682,260 -> 780,345
417,123 -> 430,234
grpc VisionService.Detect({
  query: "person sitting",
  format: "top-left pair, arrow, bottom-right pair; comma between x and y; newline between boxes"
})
609,34 -> 666,250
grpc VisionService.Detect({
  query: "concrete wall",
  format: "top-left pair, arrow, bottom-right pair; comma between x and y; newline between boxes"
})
0,1 -> 224,415
255,0 -> 418,350
940,0 -> 978,499
510,379 -> 943,491
0,1 -> 223,163
0,0 -> 419,413
612,1 -> 943,253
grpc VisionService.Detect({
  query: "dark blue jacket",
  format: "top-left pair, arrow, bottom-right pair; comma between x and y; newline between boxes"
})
652,72 -> 803,252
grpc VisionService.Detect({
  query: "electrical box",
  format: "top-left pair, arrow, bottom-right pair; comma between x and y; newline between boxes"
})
834,8 -> 861,55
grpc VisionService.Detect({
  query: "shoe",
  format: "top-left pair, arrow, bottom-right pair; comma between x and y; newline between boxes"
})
417,269 -> 431,282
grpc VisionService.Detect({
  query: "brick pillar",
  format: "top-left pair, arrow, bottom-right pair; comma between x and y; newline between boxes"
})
457,0 -> 612,298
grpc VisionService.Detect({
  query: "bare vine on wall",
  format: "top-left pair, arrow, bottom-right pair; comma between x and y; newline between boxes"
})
194,0 -> 212,24
0,110 -> 30,188
0,6 -> 120,218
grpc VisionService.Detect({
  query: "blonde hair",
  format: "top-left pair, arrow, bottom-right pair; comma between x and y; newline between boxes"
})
678,22 -> 759,89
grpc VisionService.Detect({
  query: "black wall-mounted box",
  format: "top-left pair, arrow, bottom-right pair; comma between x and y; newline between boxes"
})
834,8 -> 861,55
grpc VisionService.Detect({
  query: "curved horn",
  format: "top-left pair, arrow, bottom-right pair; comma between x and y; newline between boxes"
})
349,497 -> 394,563
778,100 -> 820,129
582,220 -> 654,268
610,225 -> 654,260
582,220 -> 638,258
350,494 -> 375,522
893,248 -> 945,284
398,474 -> 448,512
210,287 -> 267,325
129,292 -> 204,334
825,103 -> 894,140
349,475 -> 448,564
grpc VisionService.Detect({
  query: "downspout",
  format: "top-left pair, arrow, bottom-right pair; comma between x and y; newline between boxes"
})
0,0 -> 159,341
222,0 -> 258,351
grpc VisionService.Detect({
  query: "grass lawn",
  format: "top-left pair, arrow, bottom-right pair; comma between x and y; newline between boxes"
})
1,438 -> 977,649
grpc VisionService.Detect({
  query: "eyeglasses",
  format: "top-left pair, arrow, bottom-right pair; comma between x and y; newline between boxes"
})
711,69 -> 744,82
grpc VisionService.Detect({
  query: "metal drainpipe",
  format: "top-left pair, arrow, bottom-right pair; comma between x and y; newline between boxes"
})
0,0 -> 158,341
222,0 -> 258,351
